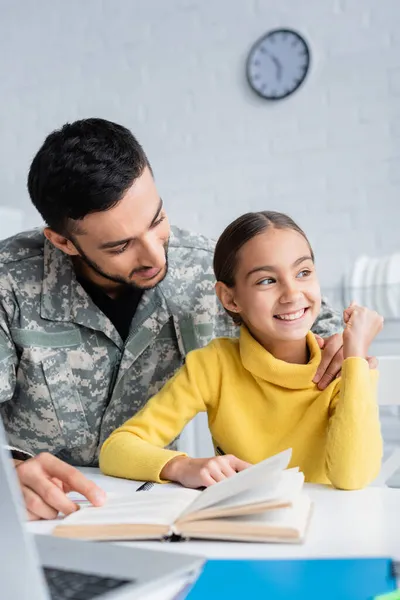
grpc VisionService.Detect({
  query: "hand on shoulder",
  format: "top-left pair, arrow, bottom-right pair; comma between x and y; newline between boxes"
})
313,310 -> 381,390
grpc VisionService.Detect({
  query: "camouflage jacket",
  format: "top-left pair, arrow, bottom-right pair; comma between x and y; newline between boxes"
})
0,226 -> 342,466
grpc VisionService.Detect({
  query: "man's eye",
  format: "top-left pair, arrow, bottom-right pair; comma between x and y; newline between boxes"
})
111,242 -> 129,255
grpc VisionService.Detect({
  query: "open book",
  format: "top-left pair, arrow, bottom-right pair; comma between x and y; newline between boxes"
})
53,449 -> 312,543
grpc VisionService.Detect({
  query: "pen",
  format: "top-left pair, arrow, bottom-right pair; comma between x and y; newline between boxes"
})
136,481 -> 155,492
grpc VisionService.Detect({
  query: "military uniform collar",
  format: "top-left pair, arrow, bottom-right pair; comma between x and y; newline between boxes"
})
40,238 -> 175,350
40,238 -> 122,347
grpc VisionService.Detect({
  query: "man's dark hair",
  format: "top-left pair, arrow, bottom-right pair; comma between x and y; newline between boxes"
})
213,211 -> 314,324
27,118 -> 152,235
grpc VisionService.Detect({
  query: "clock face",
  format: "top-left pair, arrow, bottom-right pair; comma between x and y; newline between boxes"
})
246,29 -> 310,100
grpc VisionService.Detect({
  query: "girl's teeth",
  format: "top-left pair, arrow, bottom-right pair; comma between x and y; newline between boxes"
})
276,309 -> 305,321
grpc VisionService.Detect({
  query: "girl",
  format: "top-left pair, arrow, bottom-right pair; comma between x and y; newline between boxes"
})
100,211 -> 383,490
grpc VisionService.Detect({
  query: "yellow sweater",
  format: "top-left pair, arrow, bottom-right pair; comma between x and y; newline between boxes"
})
100,328 -> 383,490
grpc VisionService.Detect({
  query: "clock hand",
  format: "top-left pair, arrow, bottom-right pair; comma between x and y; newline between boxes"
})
267,53 -> 283,81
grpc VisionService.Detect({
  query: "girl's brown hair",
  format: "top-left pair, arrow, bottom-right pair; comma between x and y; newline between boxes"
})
213,211 -> 314,323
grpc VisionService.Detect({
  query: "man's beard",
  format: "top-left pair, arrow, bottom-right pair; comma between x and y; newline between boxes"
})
72,239 -> 169,291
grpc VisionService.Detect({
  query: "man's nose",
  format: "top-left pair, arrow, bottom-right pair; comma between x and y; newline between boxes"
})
139,236 -> 166,267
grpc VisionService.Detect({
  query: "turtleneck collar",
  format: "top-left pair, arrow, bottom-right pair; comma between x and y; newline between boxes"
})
239,325 -> 321,390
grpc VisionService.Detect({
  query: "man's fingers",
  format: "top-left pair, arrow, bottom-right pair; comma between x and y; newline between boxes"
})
16,453 -> 106,520
38,454 -> 106,506
62,472 -> 106,506
317,370 -> 338,390
51,477 -> 64,490
317,348 -> 343,390
18,458 -> 80,516
313,334 -> 343,384
26,509 -> 40,522
314,357 -> 331,384
22,486 -> 60,520
314,335 -> 325,350
24,474 -> 79,516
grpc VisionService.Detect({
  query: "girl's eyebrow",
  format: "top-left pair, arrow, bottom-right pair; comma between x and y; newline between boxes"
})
245,255 -> 313,279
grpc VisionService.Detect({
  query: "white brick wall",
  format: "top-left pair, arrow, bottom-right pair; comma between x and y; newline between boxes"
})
1,0 -> 399,461
0,0 -> 399,296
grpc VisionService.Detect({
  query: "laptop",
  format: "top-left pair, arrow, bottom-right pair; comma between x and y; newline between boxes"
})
0,417 -> 204,600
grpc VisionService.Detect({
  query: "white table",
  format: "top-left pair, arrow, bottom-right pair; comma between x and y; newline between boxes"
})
29,469 -> 400,561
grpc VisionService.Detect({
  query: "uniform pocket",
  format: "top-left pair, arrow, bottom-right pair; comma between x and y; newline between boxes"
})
0,344 -> 16,404
41,351 -> 90,447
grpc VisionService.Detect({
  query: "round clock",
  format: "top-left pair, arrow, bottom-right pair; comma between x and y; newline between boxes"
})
246,29 -> 310,100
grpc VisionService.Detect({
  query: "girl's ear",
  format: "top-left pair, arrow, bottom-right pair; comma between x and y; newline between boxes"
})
215,281 -> 241,315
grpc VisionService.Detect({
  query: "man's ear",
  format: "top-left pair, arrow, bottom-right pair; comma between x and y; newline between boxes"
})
215,281 -> 241,315
43,228 -> 80,257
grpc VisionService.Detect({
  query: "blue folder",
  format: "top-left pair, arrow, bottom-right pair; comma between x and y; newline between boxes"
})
185,558 -> 396,600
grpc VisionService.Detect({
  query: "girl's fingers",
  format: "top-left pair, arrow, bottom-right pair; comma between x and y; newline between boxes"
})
207,462 -> 227,483
343,301 -> 357,324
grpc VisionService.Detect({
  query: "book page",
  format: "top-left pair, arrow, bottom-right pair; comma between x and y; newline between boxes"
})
57,487 -> 200,528
186,469 -> 304,517
222,493 -> 311,530
179,493 -> 312,542
181,448 -> 292,517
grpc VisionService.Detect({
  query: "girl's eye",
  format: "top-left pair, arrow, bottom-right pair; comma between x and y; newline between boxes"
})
257,277 -> 275,286
152,215 -> 166,228
297,269 -> 311,278
111,242 -> 129,255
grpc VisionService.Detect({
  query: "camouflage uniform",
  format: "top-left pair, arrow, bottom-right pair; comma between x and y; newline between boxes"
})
0,226 -> 342,466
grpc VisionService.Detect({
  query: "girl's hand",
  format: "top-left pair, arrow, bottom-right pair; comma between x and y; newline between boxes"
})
161,454 -> 251,489
343,302 -> 384,359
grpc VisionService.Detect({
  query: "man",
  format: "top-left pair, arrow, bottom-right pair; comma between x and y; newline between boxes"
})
0,118 -> 351,520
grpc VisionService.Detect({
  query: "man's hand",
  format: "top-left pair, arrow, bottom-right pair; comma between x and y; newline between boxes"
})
313,332 -> 378,390
15,453 -> 106,521
161,454 -> 251,489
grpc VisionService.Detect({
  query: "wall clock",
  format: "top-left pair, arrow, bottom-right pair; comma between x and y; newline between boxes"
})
246,29 -> 310,100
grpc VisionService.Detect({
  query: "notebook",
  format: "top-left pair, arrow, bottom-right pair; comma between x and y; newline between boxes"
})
184,558 -> 397,600
52,449 -> 312,543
